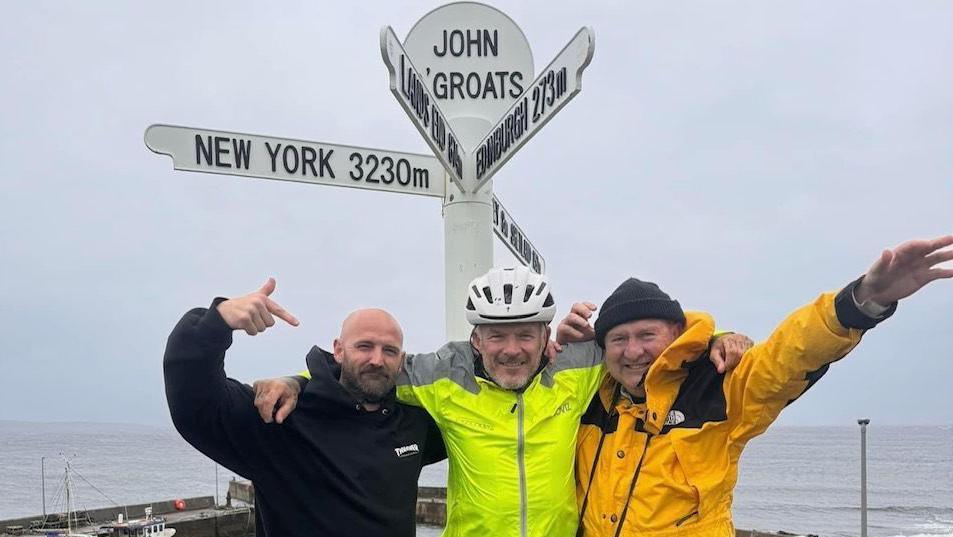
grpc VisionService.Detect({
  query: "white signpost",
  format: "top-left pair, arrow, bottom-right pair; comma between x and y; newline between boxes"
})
381,27 -> 468,194
145,125 -> 446,198
401,2 -> 535,150
492,195 -> 545,274
146,2 -> 593,341
472,27 -> 593,192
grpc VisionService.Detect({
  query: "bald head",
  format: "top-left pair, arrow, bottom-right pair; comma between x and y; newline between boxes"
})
339,308 -> 403,345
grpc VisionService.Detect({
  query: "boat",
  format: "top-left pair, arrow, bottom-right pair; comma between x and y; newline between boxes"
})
30,458 -> 95,537
95,508 -> 175,537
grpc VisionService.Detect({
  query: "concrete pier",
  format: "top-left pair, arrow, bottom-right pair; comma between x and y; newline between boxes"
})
0,496 -> 254,537
1,485 -> 813,537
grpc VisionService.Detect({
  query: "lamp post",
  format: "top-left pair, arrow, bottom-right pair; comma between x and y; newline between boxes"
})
857,418 -> 870,537
41,456 -> 46,517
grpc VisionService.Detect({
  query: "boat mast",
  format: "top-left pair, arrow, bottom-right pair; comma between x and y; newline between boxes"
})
41,456 -> 47,518
65,458 -> 73,535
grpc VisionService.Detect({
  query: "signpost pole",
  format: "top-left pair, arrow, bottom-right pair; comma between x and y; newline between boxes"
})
443,173 -> 493,341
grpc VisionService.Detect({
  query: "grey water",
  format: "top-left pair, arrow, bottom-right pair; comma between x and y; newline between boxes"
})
1,422 -> 950,537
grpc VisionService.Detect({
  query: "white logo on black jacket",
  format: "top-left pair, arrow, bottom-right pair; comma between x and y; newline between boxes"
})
394,443 -> 420,458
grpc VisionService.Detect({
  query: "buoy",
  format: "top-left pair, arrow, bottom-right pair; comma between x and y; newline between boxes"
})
173,499 -> 186,511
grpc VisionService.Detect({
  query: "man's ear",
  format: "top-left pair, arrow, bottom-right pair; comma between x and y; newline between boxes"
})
469,327 -> 481,351
544,325 -> 552,341
332,338 -> 344,364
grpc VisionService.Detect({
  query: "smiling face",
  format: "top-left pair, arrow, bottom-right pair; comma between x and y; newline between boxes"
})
333,309 -> 404,404
470,322 -> 549,391
603,318 -> 682,395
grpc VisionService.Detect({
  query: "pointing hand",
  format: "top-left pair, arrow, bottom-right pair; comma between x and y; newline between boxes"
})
217,278 -> 300,336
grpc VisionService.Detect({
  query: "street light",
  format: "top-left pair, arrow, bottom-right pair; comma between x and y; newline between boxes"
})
857,418 -> 870,537
41,456 -> 46,517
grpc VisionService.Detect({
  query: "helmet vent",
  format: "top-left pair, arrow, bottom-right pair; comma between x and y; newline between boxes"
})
503,284 -> 513,304
466,298 -> 476,311
542,293 -> 554,307
523,285 -> 535,303
471,285 -> 482,298
482,286 -> 494,303
535,282 -> 547,296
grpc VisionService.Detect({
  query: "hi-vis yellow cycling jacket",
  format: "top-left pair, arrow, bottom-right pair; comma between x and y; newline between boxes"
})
399,341 -> 605,537
574,282 -> 892,537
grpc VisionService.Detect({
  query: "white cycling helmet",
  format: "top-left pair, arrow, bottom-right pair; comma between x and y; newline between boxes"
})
465,266 -> 556,325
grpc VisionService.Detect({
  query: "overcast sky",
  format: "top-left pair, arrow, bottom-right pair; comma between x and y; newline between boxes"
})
1,1 -> 951,427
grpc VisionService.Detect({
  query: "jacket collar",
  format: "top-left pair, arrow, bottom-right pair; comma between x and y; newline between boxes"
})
300,346 -> 398,414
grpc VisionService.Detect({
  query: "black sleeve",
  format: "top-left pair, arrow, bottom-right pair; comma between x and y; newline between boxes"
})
163,298 -> 277,482
834,276 -> 898,330
291,374 -> 310,392
420,413 -> 447,465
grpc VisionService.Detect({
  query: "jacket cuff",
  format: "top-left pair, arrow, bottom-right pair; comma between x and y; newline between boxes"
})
290,375 -> 309,393
196,297 -> 234,348
835,277 -> 897,330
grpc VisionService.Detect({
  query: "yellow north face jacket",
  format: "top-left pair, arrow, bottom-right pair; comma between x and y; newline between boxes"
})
575,286 -> 887,537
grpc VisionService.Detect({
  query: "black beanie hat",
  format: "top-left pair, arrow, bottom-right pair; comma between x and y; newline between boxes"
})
593,278 -> 685,348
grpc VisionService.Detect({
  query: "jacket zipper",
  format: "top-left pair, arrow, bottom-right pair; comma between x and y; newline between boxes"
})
612,435 -> 651,537
674,510 -> 699,527
575,427 -> 608,537
517,392 -> 527,537
577,387 -> 623,537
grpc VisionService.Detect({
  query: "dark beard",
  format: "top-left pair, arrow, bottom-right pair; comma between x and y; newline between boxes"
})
340,366 -> 392,403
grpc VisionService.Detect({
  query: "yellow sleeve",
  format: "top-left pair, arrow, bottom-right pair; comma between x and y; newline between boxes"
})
724,291 -> 864,448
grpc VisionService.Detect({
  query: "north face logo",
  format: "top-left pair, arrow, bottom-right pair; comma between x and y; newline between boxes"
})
665,410 -> 686,426
394,443 -> 420,458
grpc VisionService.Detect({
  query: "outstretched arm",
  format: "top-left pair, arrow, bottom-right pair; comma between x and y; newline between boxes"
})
727,236 -> 953,446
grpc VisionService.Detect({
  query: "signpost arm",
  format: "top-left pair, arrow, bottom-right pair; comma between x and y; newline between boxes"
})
471,27 -> 594,193
381,26 -> 470,193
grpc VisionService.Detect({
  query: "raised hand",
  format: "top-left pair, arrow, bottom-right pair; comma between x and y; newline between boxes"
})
217,278 -> 300,336
556,302 -> 597,344
854,236 -> 953,306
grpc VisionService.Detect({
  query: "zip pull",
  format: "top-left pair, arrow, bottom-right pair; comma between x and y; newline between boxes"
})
510,402 -> 518,413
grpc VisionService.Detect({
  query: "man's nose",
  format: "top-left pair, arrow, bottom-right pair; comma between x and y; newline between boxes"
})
503,336 -> 521,355
368,347 -> 385,366
624,340 -> 643,360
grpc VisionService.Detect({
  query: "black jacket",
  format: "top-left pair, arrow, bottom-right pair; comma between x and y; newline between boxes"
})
163,300 -> 446,537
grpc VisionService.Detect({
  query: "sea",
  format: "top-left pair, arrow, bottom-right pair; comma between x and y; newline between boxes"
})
0,422 -> 950,537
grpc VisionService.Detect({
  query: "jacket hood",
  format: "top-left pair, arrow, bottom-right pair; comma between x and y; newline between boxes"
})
300,346 -> 397,414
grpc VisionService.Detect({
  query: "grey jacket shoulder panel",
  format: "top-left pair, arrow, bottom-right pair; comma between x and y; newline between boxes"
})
550,341 -> 603,373
398,340 -> 480,395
